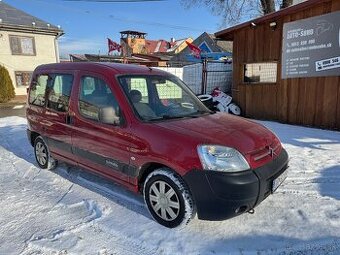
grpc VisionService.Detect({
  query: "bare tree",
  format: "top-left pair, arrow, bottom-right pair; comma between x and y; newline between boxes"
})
260,0 -> 276,14
181,0 -> 293,27
281,0 -> 293,9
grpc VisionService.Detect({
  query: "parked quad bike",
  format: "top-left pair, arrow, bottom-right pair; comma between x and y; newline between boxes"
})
197,88 -> 241,116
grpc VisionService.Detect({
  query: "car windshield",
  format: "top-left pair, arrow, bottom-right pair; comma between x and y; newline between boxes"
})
118,75 -> 211,121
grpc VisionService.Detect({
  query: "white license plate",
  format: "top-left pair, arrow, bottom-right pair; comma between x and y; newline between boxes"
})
272,170 -> 288,193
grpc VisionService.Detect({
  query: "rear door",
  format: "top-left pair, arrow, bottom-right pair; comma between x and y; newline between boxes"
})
71,72 -> 134,184
27,73 -> 50,137
43,72 -> 75,161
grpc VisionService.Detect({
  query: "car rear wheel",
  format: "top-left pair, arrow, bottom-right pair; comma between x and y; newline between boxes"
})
34,136 -> 57,170
143,168 -> 196,228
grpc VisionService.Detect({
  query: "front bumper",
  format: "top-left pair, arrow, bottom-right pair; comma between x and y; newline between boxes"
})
183,148 -> 289,220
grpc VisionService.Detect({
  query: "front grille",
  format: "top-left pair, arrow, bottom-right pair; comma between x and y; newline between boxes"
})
251,139 -> 281,162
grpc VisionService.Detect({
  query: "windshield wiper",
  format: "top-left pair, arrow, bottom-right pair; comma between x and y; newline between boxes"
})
162,115 -> 188,120
147,110 -> 214,121
185,110 -> 214,117
147,115 -> 190,121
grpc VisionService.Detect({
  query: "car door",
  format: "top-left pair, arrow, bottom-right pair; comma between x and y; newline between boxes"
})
42,72 -> 75,161
27,73 -> 50,139
71,72 -> 135,184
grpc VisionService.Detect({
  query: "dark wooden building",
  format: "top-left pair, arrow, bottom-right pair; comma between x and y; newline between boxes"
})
215,0 -> 340,130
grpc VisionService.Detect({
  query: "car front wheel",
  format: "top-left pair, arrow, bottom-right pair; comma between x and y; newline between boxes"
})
143,168 -> 196,228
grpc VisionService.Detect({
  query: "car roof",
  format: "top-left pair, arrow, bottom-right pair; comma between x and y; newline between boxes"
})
35,62 -> 169,76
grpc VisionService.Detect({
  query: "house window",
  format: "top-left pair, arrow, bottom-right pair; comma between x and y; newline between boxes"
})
15,71 -> 33,87
243,62 -> 277,83
9,35 -> 36,55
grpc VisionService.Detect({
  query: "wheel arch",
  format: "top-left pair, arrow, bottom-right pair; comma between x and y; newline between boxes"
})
29,131 -> 40,147
138,162 -> 174,192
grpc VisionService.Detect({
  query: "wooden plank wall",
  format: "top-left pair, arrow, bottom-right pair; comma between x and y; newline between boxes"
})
231,0 -> 340,130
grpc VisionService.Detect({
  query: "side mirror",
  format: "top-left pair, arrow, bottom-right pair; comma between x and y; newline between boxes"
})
99,106 -> 120,125
30,80 -> 37,89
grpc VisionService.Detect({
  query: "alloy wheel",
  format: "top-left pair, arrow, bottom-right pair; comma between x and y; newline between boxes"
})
35,141 -> 47,166
149,180 -> 180,221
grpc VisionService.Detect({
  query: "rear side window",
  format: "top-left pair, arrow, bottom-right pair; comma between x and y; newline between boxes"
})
29,75 -> 49,106
79,76 -> 120,124
47,74 -> 74,112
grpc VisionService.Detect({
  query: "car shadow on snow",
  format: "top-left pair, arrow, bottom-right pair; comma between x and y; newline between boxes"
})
318,165 -> 340,201
53,164 -> 152,220
0,123 -> 152,221
259,121 -> 340,150
0,123 -> 37,165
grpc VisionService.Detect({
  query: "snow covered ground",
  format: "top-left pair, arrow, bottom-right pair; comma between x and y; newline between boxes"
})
0,116 -> 339,255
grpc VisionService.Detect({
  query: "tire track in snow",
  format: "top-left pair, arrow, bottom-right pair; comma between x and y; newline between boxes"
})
1,120 -> 155,254
20,200 -> 105,255
21,199 -> 156,255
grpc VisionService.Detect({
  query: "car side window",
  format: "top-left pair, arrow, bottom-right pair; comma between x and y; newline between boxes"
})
79,76 -> 121,125
155,79 -> 185,107
120,77 -> 149,104
29,75 -> 49,107
47,74 -> 74,112
130,78 -> 149,103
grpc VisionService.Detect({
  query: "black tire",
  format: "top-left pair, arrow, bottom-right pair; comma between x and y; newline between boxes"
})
34,136 -> 58,170
143,168 -> 196,228
197,94 -> 214,110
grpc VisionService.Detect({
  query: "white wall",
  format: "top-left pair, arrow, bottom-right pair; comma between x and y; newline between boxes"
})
0,31 -> 60,95
154,67 -> 184,80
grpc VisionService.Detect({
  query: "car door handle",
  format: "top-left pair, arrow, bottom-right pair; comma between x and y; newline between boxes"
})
66,112 -> 74,125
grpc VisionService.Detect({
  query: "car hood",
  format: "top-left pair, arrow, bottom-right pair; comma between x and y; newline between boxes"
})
154,112 -> 277,156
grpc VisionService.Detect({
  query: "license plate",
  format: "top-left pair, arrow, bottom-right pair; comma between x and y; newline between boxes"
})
272,170 -> 288,193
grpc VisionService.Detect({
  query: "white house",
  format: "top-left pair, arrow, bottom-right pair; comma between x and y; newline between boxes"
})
0,0 -> 63,95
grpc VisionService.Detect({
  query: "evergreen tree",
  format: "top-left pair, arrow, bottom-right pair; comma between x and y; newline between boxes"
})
0,65 -> 15,103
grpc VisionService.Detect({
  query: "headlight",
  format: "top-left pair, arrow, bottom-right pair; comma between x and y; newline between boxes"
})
197,145 -> 250,172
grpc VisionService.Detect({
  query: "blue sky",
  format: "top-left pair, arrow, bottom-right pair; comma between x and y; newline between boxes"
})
5,0 -> 224,57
